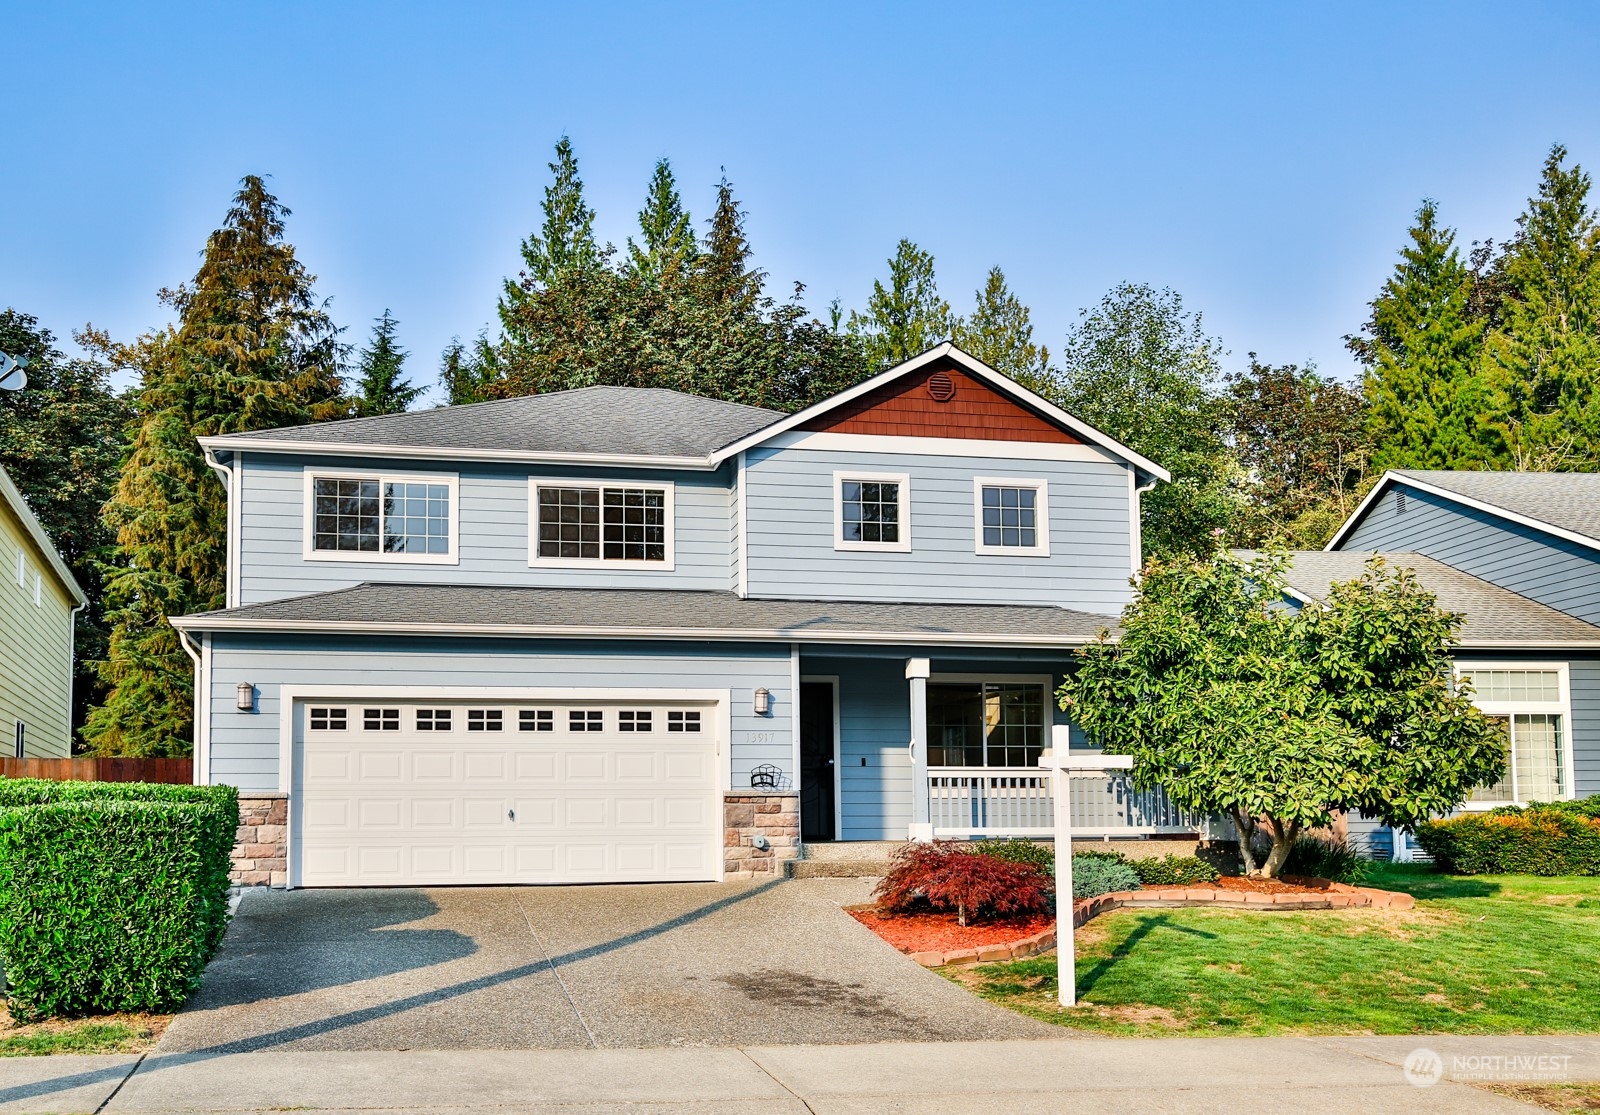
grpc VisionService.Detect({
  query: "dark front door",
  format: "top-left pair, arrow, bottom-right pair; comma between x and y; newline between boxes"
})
799,681 -> 836,841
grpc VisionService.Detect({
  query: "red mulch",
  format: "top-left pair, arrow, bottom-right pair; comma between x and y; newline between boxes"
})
1212,875 -> 1332,895
850,908 -> 1054,953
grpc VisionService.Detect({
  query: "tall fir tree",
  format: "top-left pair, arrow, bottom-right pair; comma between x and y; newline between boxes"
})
1486,144 -> 1600,467
499,136 -> 601,336
625,159 -> 697,283
1353,200 -> 1495,470
84,177 -> 345,756
953,266 -> 1050,387
696,174 -> 762,308
847,239 -> 954,368
353,309 -> 420,416
0,311 -> 130,735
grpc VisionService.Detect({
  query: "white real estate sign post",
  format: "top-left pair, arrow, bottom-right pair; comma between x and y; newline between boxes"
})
1040,730 -> 1134,1008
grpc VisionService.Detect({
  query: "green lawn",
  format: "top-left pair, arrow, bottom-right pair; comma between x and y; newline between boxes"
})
0,1012 -> 167,1056
952,866 -> 1600,1036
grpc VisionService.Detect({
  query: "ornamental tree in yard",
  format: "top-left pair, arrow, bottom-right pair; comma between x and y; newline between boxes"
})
1060,550 -> 1506,877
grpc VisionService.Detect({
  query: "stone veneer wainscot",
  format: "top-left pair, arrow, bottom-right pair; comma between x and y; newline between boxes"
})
723,791 -> 800,879
233,793 -> 288,888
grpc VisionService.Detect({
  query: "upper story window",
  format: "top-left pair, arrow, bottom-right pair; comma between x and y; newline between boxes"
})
304,470 -> 458,564
974,478 -> 1049,557
834,471 -> 911,552
1461,665 -> 1570,805
530,480 -> 675,567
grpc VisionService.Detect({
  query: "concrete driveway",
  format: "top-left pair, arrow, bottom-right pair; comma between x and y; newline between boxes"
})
158,878 -> 1058,1052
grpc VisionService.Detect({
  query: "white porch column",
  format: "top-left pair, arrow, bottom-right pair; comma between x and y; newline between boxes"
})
906,657 -> 932,841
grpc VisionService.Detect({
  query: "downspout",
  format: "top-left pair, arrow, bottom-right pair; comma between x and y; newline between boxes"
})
202,446 -> 238,608
66,599 -> 86,753
1131,475 -> 1158,575
174,624 -> 206,785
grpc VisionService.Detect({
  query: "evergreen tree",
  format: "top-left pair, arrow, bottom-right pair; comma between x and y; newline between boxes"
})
437,333 -> 499,406
353,309 -> 420,416
625,159 -> 697,283
1487,144 -> 1600,466
847,240 -> 954,368
499,136 -> 601,336
696,174 -> 761,308
0,310 -> 129,735
84,177 -> 345,757
1352,200 -> 1495,470
953,266 -> 1050,386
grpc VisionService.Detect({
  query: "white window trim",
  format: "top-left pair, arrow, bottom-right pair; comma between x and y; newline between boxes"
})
1457,661 -> 1574,808
833,470 -> 912,553
301,467 -> 460,565
972,476 -> 1050,557
527,478 -> 677,571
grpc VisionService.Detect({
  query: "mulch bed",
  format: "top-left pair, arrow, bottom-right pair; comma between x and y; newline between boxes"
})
849,908 -> 1055,954
1211,875 -> 1334,895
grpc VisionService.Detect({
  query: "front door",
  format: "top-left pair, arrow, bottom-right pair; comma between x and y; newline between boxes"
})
799,681 -> 836,841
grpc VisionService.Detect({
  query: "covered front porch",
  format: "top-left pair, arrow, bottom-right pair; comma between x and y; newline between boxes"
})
795,646 -> 1207,846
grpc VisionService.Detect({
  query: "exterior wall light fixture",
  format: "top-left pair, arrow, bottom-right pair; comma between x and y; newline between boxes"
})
753,687 -> 771,716
236,682 -> 256,713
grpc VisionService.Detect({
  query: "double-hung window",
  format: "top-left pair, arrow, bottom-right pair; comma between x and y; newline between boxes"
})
926,679 -> 1049,768
530,480 -> 674,567
973,478 -> 1049,556
1461,665 -> 1572,805
834,472 -> 911,552
306,470 -> 458,563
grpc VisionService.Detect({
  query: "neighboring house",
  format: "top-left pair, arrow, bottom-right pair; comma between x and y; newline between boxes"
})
0,464 -> 87,758
1276,469 -> 1600,858
173,344 -> 1189,888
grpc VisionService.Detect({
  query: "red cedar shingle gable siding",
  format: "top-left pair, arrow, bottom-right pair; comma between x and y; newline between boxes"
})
798,363 -> 1081,444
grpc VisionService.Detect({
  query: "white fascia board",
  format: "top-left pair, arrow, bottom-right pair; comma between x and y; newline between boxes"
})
169,614 -> 1106,648
707,343 -> 1172,483
760,430 -> 1119,464
0,463 -> 87,606
1326,470 -> 1600,555
198,436 -> 719,472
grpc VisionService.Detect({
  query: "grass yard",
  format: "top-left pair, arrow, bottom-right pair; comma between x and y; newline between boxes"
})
0,1007 -> 169,1056
951,865 -> 1600,1037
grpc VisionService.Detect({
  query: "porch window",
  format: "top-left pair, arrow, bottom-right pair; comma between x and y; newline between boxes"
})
927,682 -> 1046,767
308,472 -> 455,561
1461,667 -> 1569,804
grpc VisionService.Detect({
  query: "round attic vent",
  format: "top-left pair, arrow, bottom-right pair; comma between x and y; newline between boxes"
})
927,370 -> 956,402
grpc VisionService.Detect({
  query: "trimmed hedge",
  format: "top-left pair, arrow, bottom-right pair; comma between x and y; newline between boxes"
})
1414,806 -> 1600,876
0,781 -> 237,1019
1128,853 -> 1221,887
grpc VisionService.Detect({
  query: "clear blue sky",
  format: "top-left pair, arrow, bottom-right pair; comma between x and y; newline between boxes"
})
6,2 -> 1599,402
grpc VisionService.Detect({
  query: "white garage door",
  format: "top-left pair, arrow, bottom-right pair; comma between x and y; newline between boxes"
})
295,698 -> 721,886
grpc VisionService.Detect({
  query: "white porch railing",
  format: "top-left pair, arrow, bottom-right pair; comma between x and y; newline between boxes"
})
928,767 -> 1205,838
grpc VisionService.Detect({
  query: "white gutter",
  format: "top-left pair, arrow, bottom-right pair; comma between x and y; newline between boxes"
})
200,438 -> 719,472
168,614 -> 1109,649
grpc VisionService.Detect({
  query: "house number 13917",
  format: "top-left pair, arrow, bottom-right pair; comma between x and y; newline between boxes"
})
746,731 -> 775,744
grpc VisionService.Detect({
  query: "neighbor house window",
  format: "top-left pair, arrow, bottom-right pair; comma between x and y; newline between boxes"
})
306,471 -> 457,562
530,481 -> 674,566
974,478 -> 1049,556
834,472 -> 911,552
1461,666 -> 1570,804
926,680 -> 1048,767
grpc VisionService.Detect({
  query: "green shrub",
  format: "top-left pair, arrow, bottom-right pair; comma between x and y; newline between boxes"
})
1281,836 -> 1368,884
0,781 -> 237,1018
971,839 -> 1056,875
1130,854 -> 1221,887
1071,854 -> 1141,899
1414,809 -> 1600,876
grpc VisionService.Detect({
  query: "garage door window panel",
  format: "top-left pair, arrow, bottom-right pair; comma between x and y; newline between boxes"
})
468,709 -> 504,731
570,710 -> 603,732
417,709 -> 453,732
520,709 -> 554,732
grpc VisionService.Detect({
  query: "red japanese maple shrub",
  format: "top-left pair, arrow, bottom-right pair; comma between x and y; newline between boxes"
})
873,841 -> 1052,927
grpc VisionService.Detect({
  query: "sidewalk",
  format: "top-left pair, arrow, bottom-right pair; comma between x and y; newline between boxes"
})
2,1034 -> 1596,1113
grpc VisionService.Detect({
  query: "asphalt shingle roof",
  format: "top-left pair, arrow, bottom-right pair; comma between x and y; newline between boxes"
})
208,386 -> 785,459
1261,550 -> 1600,647
1394,470 -> 1600,545
172,583 -> 1116,646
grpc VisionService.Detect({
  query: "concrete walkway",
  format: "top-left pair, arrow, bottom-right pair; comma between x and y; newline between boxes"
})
2,1034 -> 1597,1113
158,878 -> 1053,1052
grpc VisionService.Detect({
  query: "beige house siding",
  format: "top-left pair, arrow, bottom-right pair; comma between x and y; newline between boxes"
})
0,478 -> 81,758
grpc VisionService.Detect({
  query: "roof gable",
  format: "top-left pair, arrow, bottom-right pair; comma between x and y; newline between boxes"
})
0,465 -> 86,606
1327,470 -> 1600,554
798,358 -> 1080,444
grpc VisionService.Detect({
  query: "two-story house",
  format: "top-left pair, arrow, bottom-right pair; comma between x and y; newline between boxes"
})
173,344 -> 1184,888
1271,470 -> 1600,858
0,463 -> 87,758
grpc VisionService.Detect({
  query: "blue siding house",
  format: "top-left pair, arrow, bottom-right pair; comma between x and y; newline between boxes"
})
173,345 -> 1181,887
1291,470 -> 1600,859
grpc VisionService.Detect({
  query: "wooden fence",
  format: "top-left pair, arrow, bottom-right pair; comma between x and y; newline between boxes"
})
0,757 -> 193,784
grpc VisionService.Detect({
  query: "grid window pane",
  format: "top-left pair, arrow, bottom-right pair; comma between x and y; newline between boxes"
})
619,710 -> 653,732
538,486 -> 667,561
602,489 -> 666,561
928,683 -> 984,767
538,487 -> 601,559
313,478 -> 380,552
927,682 -> 1044,767
570,710 -> 603,732
382,482 -> 451,554
310,707 -> 347,731
363,708 -> 400,731
519,709 -> 554,732
667,710 -> 701,733
1461,669 -> 1561,703
841,479 -> 901,544
467,709 -> 503,732
981,485 -> 1039,549
1514,713 -> 1564,801
416,708 -> 452,732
